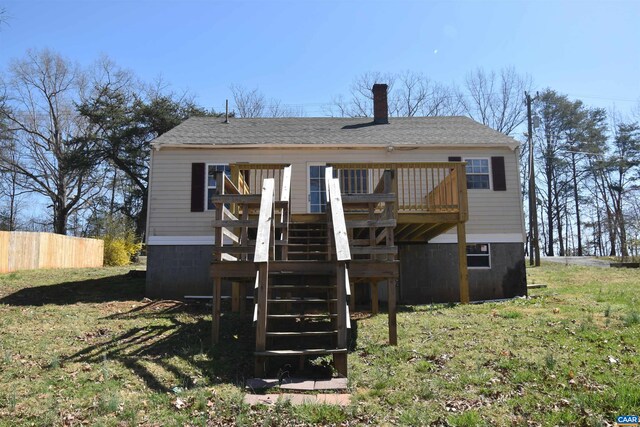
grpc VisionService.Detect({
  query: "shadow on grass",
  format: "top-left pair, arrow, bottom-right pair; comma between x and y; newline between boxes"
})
0,274 -> 145,306
65,301 -> 255,392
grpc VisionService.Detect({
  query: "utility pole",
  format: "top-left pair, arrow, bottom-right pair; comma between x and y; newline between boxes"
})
525,91 -> 540,266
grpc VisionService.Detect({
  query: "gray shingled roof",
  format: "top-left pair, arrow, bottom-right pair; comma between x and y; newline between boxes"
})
152,116 -> 519,148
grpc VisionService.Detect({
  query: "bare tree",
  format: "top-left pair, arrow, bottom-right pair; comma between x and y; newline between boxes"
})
78,57 -> 218,238
327,71 -> 462,118
459,67 -> 532,135
0,141 -> 29,230
0,7 -> 7,29
230,85 -> 302,118
325,72 -> 395,118
230,85 -> 266,118
391,71 -> 463,117
0,49 -> 103,234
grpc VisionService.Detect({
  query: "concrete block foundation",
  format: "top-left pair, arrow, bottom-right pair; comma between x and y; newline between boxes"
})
146,242 -> 527,304
399,242 -> 527,304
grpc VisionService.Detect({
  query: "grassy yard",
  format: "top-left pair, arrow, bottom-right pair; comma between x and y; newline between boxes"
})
0,263 -> 638,426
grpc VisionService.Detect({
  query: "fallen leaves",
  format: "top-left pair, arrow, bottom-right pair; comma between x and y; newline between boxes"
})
76,328 -> 110,342
172,397 -> 189,410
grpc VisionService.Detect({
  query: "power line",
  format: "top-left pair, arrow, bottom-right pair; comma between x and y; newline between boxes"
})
212,91 -> 639,114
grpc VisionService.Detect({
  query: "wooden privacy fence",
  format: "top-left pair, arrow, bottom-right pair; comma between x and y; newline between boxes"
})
0,231 -> 104,273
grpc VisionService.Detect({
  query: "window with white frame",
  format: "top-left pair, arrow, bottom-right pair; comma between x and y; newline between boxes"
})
465,158 -> 490,189
309,165 -> 330,213
467,243 -> 491,268
206,164 -> 231,210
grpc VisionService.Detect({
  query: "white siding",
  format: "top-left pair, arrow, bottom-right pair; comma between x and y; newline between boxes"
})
146,146 -> 525,240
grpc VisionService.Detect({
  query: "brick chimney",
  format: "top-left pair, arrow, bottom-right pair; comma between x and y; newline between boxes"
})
372,83 -> 389,124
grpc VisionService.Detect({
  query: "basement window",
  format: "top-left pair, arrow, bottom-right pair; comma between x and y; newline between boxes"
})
467,243 -> 491,268
465,158 -> 491,190
206,164 -> 231,210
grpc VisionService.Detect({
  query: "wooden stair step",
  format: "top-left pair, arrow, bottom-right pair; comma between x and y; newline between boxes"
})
255,348 -> 347,356
266,331 -> 338,337
268,314 -> 337,319
270,285 -> 334,289
268,298 -> 337,303
287,252 -> 329,256
285,243 -> 328,248
268,261 -> 335,275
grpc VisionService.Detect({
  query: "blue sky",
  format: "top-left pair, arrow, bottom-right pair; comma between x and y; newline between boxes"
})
1,0 -> 639,116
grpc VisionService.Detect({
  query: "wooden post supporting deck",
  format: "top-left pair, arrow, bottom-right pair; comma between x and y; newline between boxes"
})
231,282 -> 240,312
212,172 -> 224,345
335,262 -> 348,375
457,222 -> 470,304
254,179 -> 274,378
388,279 -> 397,345
212,277 -> 222,344
255,263 -> 268,377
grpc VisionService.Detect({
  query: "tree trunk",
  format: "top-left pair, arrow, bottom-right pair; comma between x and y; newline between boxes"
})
617,202 -> 629,258
8,171 -> 17,231
53,207 -> 68,235
608,211 -> 617,256
546,163 -> 555,256
54,178 -> 68,235
553,179 -> 564,256
109,168 -> 117,216
571,153 -> 583,255
540,203 -> 548,255
135,190 -> 148,240
556,211 -> 565,256
595,208 -> 603,256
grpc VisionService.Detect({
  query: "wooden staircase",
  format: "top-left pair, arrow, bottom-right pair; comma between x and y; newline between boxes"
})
286,222 -> 329,261
210,165 -> 400,378
255,260 -> 348,376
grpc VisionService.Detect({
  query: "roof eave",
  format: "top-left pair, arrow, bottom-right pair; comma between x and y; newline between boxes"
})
152,142 -> 520,151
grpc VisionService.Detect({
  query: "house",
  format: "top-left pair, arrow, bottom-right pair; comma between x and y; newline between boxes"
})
145,84 -> 527,376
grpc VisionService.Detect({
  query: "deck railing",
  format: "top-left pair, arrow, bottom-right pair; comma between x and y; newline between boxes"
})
210,166 -> 291,262
329,162 -> 467,216
230,163 -> 291,200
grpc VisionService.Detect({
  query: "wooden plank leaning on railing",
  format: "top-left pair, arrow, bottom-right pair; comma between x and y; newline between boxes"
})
331,168 -> 399,345
253,178 -> 275,376
326,175 -> 351,374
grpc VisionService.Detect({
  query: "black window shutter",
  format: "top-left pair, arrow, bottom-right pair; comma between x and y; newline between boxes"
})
191,163 -> 205,212
491,157 -> 506,191
448,156 -> 462,162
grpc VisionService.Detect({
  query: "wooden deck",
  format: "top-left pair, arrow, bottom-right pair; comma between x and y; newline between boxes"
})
209,162 -> 470,377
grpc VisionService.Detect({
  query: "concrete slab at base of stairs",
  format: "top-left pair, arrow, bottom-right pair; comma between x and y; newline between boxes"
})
243,393 -> 351,406
245,377 -> 348,391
